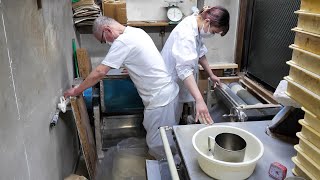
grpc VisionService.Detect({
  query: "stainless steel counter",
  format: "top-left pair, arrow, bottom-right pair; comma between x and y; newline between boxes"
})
173,121 -> 297,180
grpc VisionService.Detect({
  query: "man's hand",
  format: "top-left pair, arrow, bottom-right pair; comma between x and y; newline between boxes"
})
121,68 -> 128,74
195,99 -> 214,125
64,87 -> 80,98
210,75 -> 221,87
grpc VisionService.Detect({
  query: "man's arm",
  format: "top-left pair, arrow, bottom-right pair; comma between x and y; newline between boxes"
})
64,64 -> 111,97
199,55 -> 221,86
183,75 -> 213,124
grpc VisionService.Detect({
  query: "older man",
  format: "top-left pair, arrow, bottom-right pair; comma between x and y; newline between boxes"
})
64,16 -> 180,160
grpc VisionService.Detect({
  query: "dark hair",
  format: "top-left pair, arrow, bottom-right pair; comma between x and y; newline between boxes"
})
200,6 -> 230,36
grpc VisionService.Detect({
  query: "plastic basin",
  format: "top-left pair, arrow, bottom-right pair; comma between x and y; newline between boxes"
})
192,125 -> 264,180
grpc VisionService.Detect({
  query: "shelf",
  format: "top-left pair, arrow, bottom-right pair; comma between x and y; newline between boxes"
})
295,10 -> 320,17
126,21 -> 169,27
76,20 -> 170,34
198,63 -> 238,70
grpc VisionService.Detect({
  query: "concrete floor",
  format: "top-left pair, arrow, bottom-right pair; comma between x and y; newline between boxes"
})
76,137 -> 151,180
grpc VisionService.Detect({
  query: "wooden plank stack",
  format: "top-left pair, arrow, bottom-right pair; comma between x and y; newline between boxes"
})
284,0 -> 320,179
72,0 -> 101,27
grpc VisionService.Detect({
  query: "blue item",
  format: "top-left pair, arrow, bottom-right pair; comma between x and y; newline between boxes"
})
83,87 -> 93,112
102,78 -> 144,113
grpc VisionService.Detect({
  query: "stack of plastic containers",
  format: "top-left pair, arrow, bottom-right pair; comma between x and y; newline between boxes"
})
284,0 -> 320,179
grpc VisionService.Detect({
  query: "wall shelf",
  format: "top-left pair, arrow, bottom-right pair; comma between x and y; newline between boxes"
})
198,63 -> 239,70
76,20 -> 173,34
126,21 -> 169,27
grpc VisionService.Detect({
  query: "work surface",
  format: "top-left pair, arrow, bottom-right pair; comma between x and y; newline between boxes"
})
173,121 -> 297,180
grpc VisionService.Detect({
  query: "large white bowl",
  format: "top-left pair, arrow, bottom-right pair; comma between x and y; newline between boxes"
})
192,125 -> 264,180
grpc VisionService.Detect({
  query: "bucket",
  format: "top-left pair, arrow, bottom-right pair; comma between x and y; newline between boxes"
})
208,133 -> 246,162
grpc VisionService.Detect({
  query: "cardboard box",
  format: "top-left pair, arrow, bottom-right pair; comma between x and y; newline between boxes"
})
102,0 -> 127,24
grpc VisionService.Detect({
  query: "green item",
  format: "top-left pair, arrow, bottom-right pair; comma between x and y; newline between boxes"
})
72,39 -> 80,78
72,0 -> 80,3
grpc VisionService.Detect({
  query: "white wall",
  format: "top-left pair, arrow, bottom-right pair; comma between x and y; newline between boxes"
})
203,0 -> 239,64
127,0 -> 197,21
126,0 -> 239,65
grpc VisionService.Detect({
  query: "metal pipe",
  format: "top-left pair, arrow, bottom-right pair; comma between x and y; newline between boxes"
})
220,83 -> 247,106
214,83 -> 247,109
159,126 -> 180,180
50,109 -> 60,127
229,82 -> 262,105
239,104 -> 282,110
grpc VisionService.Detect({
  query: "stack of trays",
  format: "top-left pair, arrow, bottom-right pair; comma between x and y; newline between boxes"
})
72,0 -> 101,27
284,0 -> 320,179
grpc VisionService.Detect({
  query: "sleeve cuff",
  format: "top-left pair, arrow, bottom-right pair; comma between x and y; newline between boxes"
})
178,69 -> 194,81
101,61 -> 120,69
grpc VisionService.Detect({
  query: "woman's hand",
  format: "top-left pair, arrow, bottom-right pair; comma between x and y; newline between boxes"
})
195,99 -> 214,125
210,75 -> 221,87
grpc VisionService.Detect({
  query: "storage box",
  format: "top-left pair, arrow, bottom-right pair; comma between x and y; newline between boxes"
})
116,7 -> 127,24
302,107 -> 320,134
297,132 -> 320,167
293,27 -> 320,55
102,0 -> 127,24
300,0 -> 320,14
289,45 -> 320,76
101,114 -> 145,149
294,145 -> 320,179
100,77 -> 144,114
287,61 -> 320,96
299,120 -> 320,149
285,76 -> 320,118
292,157 -> 315,180
296,10 -> 320,35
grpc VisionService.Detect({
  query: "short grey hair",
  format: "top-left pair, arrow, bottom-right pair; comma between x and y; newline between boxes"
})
92,16 -> 116,35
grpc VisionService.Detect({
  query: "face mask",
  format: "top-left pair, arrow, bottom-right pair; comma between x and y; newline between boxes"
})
107,41 -> 113,46
200,23 -> 214,38
105,30 -> 115,46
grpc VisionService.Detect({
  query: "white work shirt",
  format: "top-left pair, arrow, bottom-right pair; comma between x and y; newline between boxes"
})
161,15 -> 208,102
101,26 -> 179,109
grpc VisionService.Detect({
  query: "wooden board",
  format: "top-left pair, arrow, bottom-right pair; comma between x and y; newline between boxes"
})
93,105 -> 104,160
240,76 -> 278,104
198,63 -> 238,70
220,76 -> 241,84
235,0 -> 248,73
126,21 -> 169,27
76,48 -> 92,79
70,95 -> 97,180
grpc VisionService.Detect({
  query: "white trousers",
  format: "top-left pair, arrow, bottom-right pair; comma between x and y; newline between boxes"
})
143,95 -> 182,160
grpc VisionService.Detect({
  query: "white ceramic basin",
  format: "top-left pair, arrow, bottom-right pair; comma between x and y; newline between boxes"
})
192,125 -> 264,180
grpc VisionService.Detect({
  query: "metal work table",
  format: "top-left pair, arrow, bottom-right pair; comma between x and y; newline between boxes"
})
173,121 -> 297,180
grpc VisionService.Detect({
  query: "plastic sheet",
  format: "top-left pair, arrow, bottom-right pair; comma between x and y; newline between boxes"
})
96,137 -> 148,180
273,80 -> 300,108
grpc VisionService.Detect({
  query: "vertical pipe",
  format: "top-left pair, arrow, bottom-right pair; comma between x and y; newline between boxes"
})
159,126 -> 180,180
